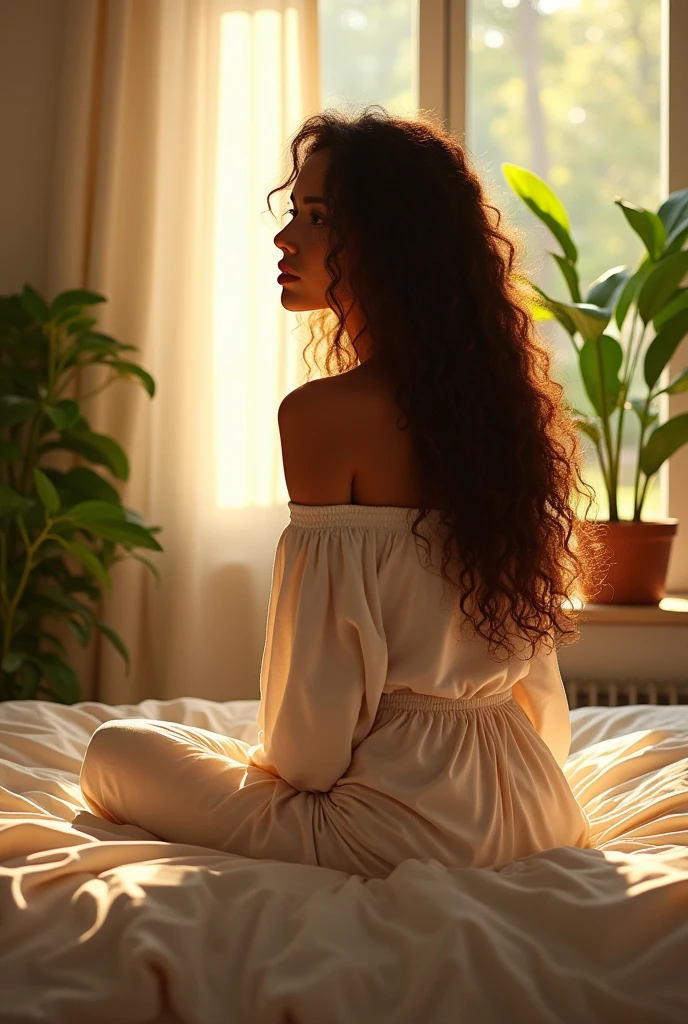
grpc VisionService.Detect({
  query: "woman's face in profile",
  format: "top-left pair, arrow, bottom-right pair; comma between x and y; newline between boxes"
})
273,147 -> 345,314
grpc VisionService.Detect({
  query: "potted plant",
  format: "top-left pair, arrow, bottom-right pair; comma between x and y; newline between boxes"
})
0,285 -> 163,703
502,167 -> 688,604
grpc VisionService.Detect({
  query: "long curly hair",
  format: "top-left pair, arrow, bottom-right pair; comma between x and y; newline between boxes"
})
267,105 -> 611,663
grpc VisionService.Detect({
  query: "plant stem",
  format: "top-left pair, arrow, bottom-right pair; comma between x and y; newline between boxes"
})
0,531 -> 8,611
18,324 -> 57,495
1,516 -> 52,664
18,416 -> 44,495
632,390 -> 654,520
637,474 -> 651,514
79,368 -> 118,404
592,331 -> 617,519
47,322 -> 57,397
593,438 -> 613,503
612,304 -> 645,521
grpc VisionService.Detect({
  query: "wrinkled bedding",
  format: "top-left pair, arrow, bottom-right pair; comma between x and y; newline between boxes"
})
0,695 -> 686,1024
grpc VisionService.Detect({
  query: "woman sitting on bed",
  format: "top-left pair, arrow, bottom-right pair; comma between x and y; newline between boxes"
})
80,105 -> 609,879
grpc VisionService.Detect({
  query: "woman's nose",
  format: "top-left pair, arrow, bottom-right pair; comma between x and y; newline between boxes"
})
275,234 -> 296,253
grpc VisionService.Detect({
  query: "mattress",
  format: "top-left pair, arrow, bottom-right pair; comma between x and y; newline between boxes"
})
0,695 -> 686,1024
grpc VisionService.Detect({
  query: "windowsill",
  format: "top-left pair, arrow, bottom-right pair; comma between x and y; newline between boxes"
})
570,594 -> 688,626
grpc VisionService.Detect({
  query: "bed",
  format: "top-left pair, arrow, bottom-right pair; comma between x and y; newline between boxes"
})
0,694 -> 686,1024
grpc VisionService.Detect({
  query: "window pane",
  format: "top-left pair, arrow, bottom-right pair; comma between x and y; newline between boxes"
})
468,0 -> 663,521
318,1 -> 419,114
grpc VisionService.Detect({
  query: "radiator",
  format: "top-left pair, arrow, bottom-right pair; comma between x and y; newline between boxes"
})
564,679 -> 688,708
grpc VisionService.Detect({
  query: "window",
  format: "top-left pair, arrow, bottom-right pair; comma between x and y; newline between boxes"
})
319,1 -> 419,114
467,0 -> 663,522
319,0 -> 671,525
420,0 -> 687,594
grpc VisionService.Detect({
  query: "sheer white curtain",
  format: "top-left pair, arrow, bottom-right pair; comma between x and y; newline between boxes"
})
45,0 -> 321,704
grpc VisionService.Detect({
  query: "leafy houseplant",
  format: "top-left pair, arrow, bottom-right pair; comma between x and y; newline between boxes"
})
0,285 -> 163,703
503,167 -> 688,604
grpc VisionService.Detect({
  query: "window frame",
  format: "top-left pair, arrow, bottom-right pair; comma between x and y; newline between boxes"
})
419,0 -> 688,594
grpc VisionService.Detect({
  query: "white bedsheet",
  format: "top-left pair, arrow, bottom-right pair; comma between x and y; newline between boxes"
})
0,695 -> 686,1024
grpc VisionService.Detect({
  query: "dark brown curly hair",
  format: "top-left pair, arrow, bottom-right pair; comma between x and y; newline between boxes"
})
267,105 -> 611,663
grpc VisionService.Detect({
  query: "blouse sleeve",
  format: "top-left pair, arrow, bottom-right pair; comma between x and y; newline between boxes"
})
510,639 -> 571,769
247,524 -> 389,793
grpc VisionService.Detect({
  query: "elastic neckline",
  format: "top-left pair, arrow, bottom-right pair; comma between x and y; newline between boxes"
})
288,501 -> 444,531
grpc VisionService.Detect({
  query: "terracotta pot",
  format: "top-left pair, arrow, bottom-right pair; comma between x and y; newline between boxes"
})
580,518 -> 679,605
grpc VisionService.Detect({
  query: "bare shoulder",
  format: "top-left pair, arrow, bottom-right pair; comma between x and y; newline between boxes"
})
277,376 -> 361,505
278,374 -> 352,423
279,366 -> 383,424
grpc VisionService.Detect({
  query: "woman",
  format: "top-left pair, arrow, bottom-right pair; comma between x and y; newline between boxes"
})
80,107 -> 608,878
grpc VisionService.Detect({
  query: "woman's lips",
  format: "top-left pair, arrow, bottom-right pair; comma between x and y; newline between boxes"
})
277,272 -> 299,284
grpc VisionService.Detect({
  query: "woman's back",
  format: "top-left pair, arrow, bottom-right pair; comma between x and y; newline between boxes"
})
321,359 -> 446,511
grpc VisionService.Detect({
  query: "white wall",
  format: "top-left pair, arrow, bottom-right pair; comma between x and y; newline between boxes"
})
0,0 -> 68,298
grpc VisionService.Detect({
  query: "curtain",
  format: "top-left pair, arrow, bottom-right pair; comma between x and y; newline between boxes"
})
44,0 -> 321,704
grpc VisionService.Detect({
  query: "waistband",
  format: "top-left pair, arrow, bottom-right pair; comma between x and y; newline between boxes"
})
377,689 -> 514,714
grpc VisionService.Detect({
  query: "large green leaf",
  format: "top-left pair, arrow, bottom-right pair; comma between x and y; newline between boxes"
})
64,332 -> 138,365
16,600 -> 72,627
95,620 -> 131,675
1,651 -> 25,674
615,258 -> 653,330
39,630 -> 69,659
52,536 -> 113,590
0,484 -> 33,516
513,276 -> 558,322
628,398 -> 659,432
66,427 -> 129,479
529,303 -> 557,323
644,308 -> 688,392
104,360 -> 155,398
48,289 -> 106,319
11,609 -> 29,633
33,468 -> 61,514
0,395 -> 40,428
66,617 -> 93,647
20,284 -> 51,323
501,164 -> 578,264
0,364 -> 42,391
637,250 -> 688,324
26,652 -> 81,704
552,301 -> 610,344
130,551 -> 162,586
571,414 -> 602,447
640,412 -> 688,478
0,440 -> 22,462
80,519 -> 164,552
42,400 -> 81,431
585,266 -> 632,312
653,288 -> 688,331
16,660 -> 41,699
39,428 -> 129,480
59,499 -> 126,524
59,574 -> 101,601
33,586 -> 97,625
53,466 -> 122,506
616,200 -> 666,261
54,306 -> 88,328
32,539 -> 69,565
658,367 -> 688,396
658,187 -> 688,255
0,294 -> 30,331
579,334 -> 624,419
550,253 -> 580,303
66,316 -> 98,336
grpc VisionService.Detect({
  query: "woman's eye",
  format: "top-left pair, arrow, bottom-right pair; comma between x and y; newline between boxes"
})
286,208 -> 324,225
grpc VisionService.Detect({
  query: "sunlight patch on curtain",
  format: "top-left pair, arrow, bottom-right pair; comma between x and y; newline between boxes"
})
212,6 -> 312,510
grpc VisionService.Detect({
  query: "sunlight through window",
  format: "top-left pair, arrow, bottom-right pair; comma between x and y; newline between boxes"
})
213,8 -> 305,509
